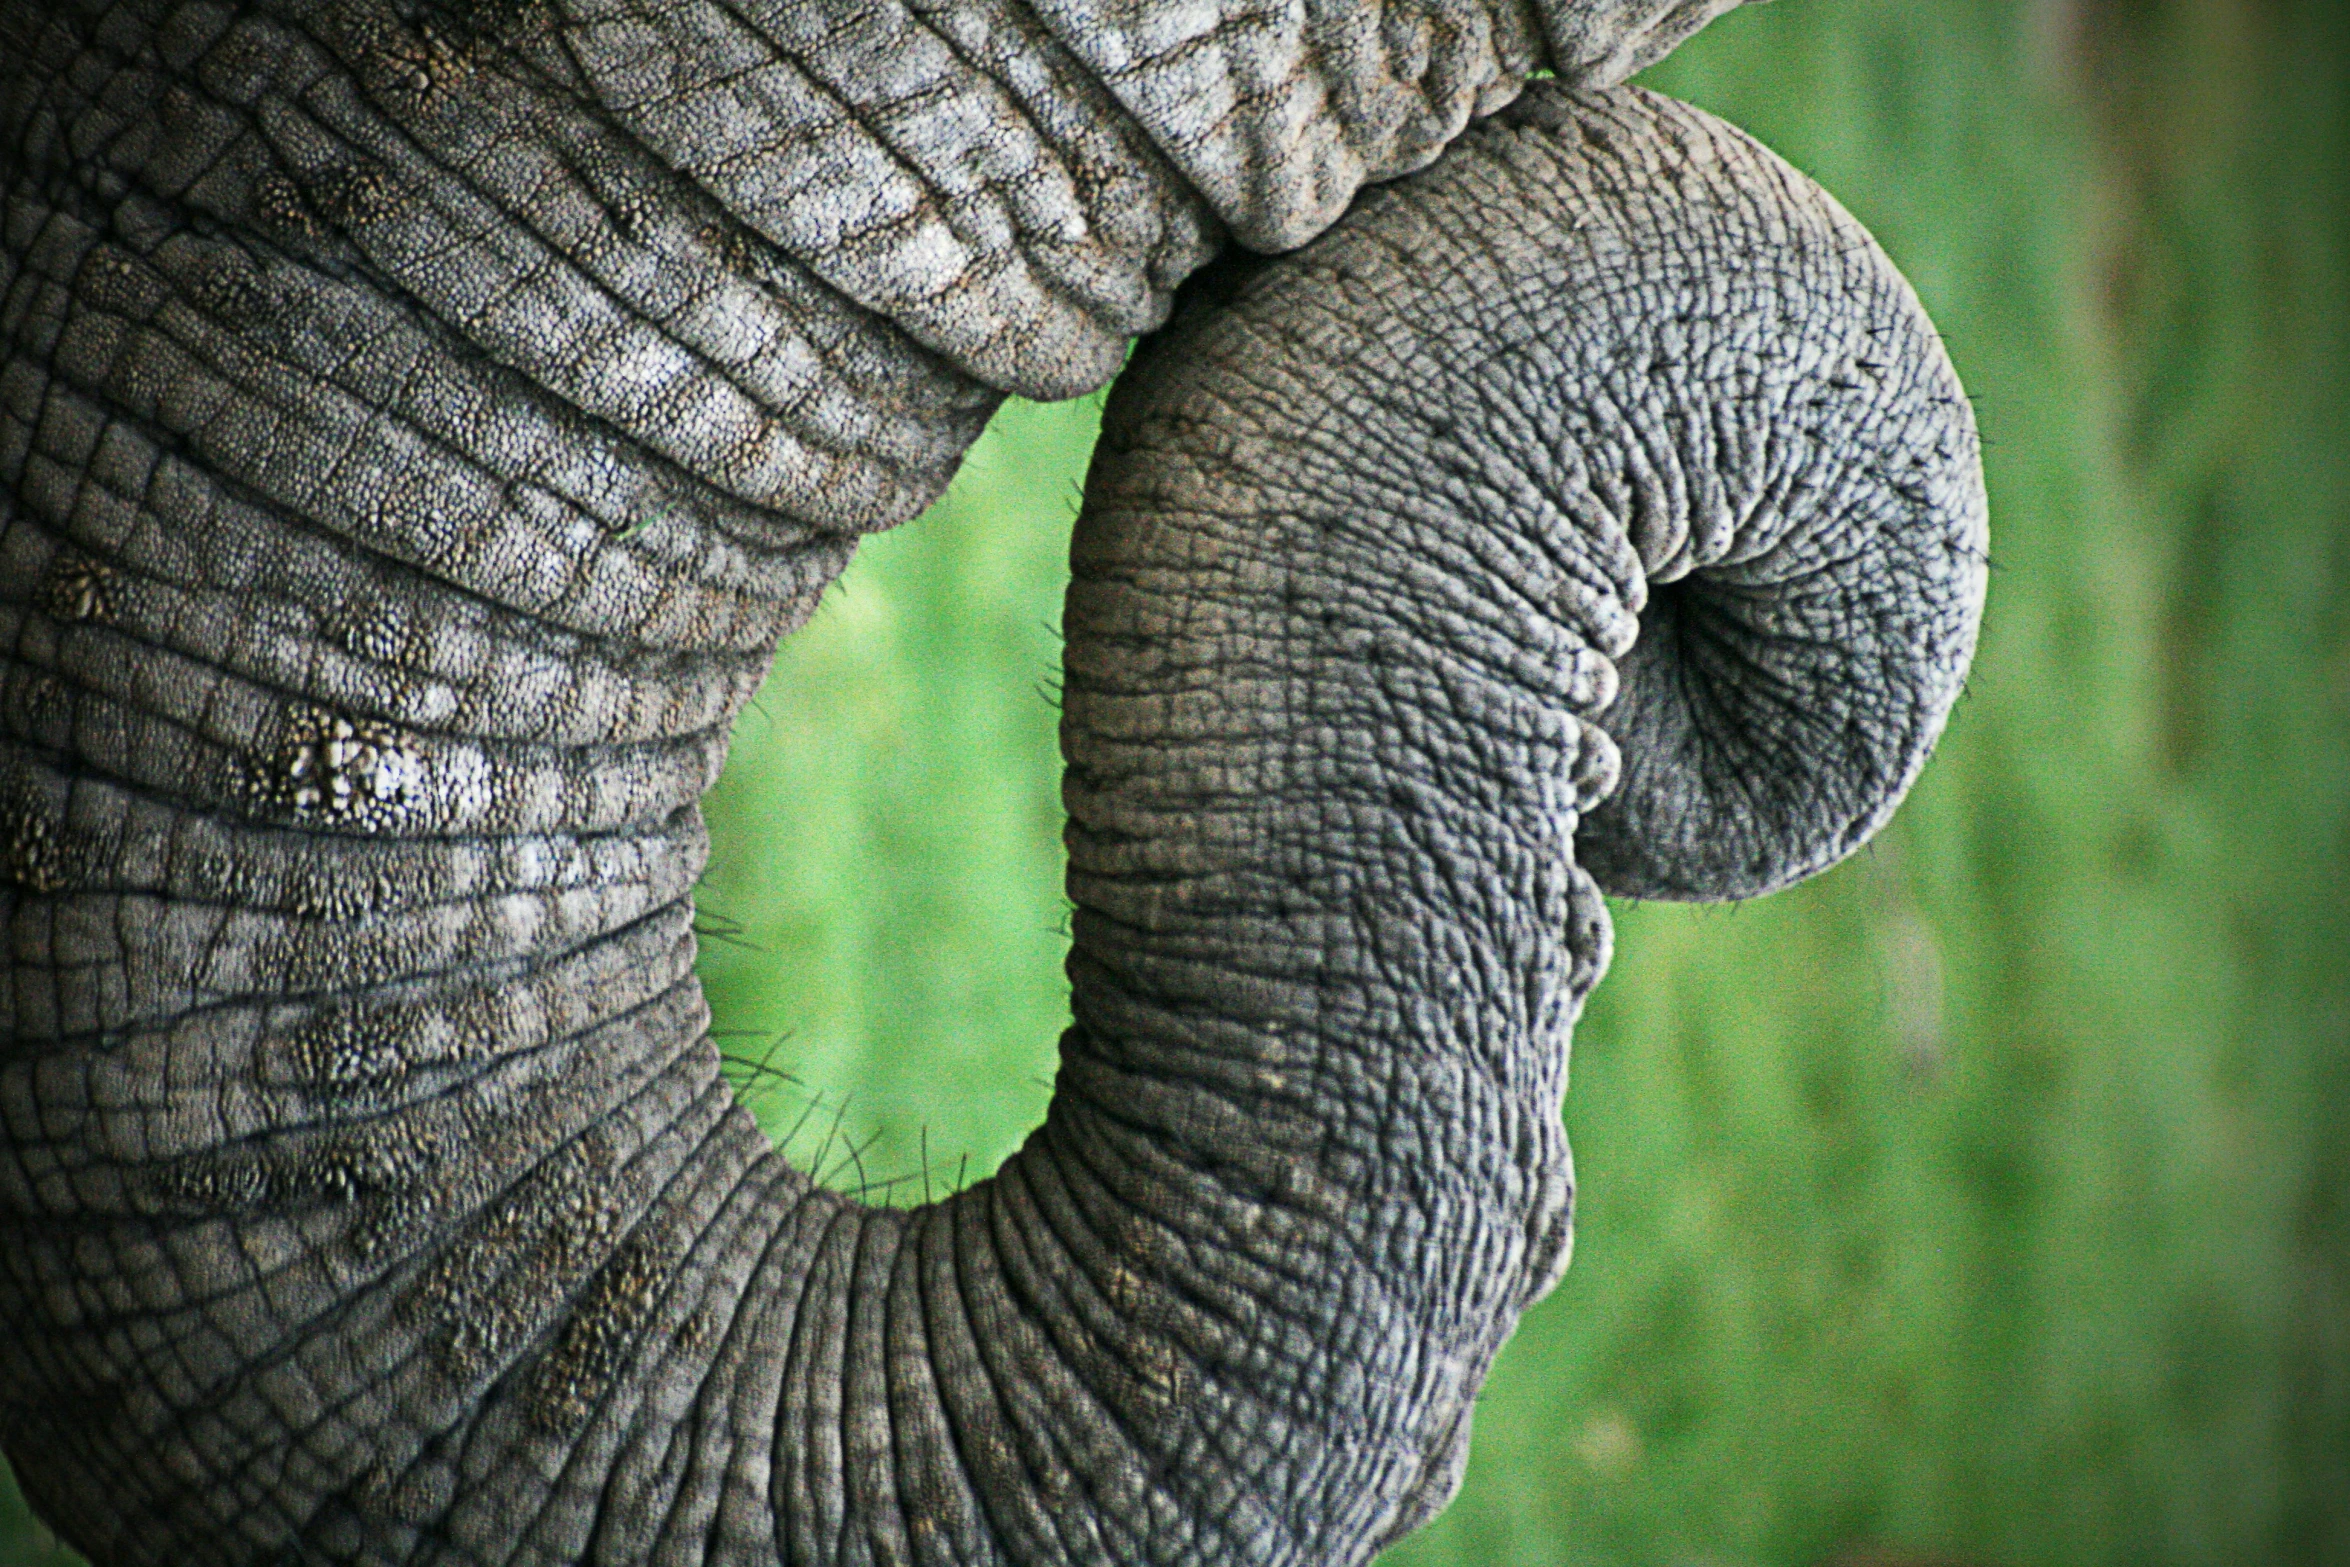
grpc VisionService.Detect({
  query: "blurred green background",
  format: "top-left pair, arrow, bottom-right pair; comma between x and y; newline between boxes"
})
6,0 -> 2343,1561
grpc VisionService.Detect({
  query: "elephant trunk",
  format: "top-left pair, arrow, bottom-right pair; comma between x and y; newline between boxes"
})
0,0 -> 1977,1558
1052,81 -> 1985,1548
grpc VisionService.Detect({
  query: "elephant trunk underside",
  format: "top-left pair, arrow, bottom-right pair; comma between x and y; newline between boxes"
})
0,0 -> 1979,1563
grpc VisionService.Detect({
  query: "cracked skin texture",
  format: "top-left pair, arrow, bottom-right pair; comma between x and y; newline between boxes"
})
0,0 -> 1983,1561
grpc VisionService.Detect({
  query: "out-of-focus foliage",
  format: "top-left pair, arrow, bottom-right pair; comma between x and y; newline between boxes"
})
4,0 -> 2342,1561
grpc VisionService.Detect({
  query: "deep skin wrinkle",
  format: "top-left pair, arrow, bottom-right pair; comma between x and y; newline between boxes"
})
0,1 -> 1980,1560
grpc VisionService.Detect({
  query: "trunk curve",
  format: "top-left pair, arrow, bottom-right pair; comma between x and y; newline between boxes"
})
0,0 -> 1976,1558
1059,83 -> 1984,1552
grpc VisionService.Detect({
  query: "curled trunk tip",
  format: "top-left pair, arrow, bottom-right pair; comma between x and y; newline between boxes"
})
1500,91 -> 1990,903
1090,80 -> 1989,921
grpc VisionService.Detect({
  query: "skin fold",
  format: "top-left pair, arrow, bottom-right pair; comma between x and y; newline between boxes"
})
0,0 -> 1983,1562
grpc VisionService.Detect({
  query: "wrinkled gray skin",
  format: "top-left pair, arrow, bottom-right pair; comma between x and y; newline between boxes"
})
0,0 -> 1987,1560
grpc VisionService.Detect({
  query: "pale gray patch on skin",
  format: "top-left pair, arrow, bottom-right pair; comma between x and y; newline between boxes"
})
35,548 -> 118,625
234,710 -> 426,825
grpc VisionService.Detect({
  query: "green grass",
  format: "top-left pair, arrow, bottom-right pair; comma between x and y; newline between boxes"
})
4,0 -> 2342,1561
693,393 -> 1094,1193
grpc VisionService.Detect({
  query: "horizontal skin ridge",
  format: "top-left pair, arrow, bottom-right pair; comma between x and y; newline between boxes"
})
0,571 -> 777,751
0,971 -> 725,1535
1022,0 -> 1547,251
0,767 -> 703,911
548,0 -> 1220,400
2,195 -> 855,649
3,914 -> 709,1226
